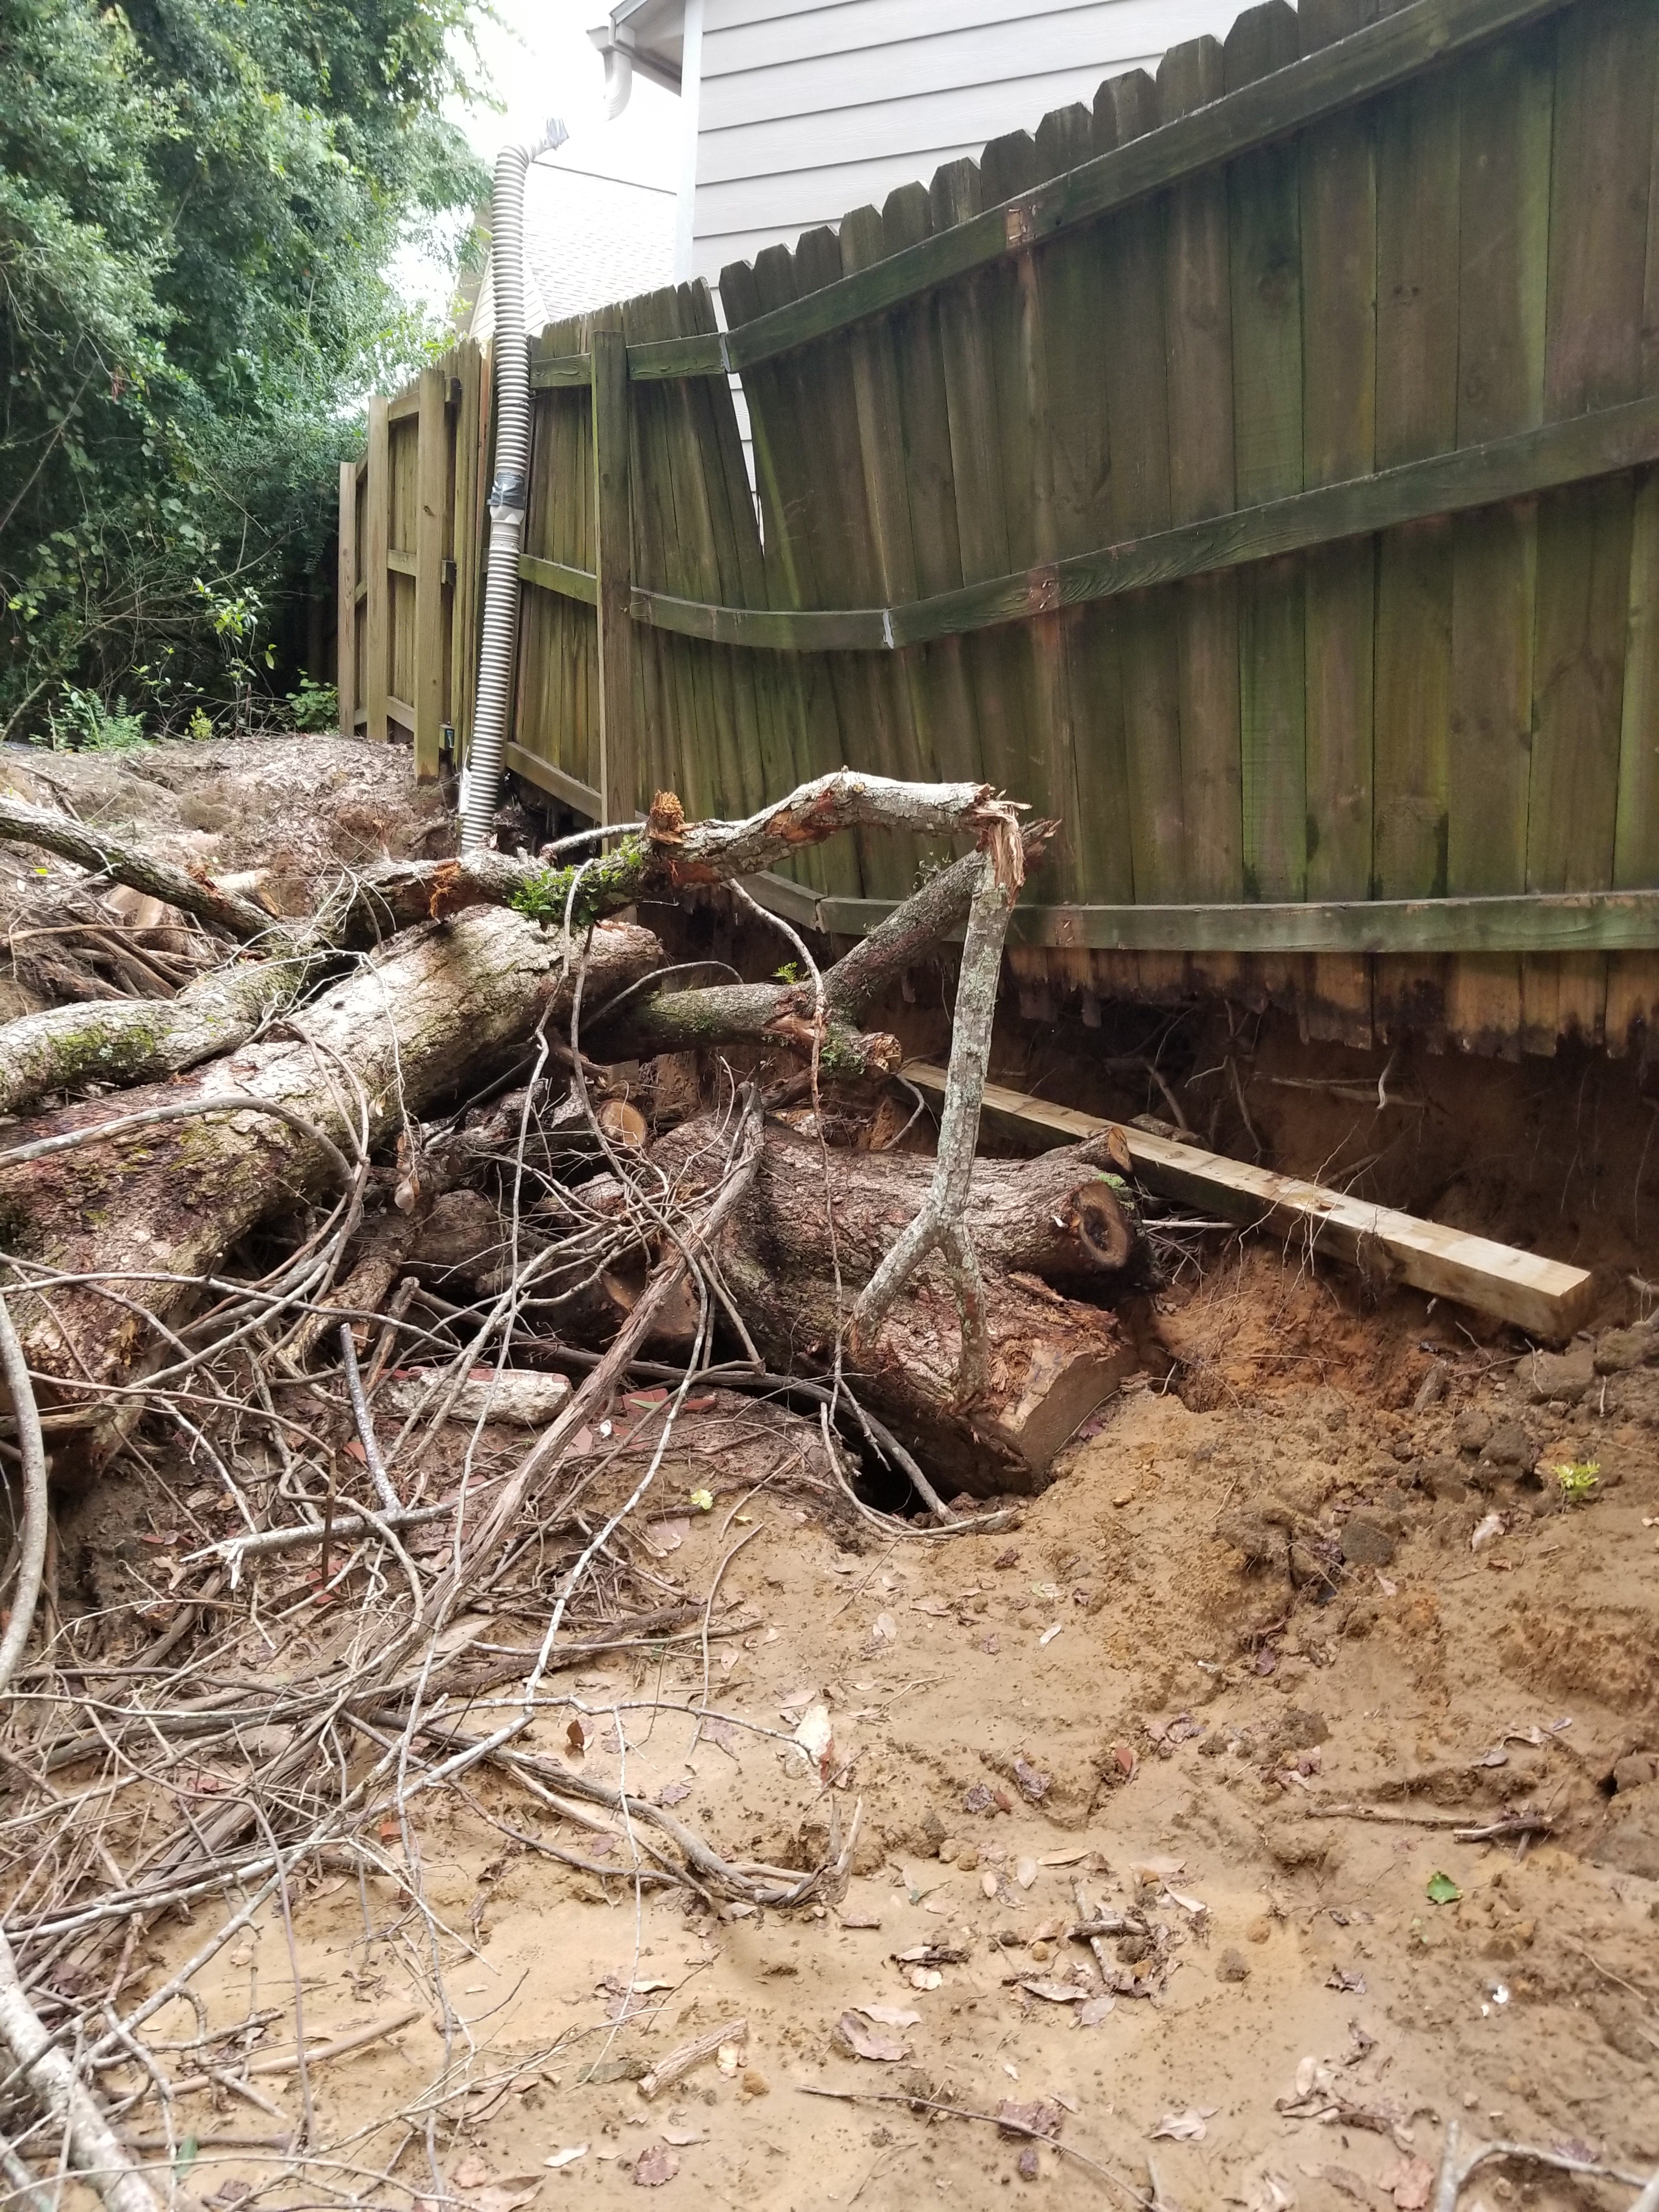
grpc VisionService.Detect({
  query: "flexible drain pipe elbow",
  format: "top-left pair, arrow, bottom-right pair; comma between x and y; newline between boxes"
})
462,140 -> 537,855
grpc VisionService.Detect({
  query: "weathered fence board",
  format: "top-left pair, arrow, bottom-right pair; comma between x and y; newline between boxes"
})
342,0 -> 1659,1060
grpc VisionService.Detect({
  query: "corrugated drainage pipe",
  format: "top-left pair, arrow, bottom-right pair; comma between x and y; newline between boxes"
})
462,137 -> 544,854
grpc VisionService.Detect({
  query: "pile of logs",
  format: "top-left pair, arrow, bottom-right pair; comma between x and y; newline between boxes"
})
0,769 -> 1153,2212
0,772 -> 1147,1506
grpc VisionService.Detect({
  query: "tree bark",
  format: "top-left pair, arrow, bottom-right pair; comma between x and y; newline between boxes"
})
656,1118 -> 1142,1498
583,834 -> 1051,1069
0,793 -> 281,943
0,952 -> 325,1116
0,911 -> 663,1398
347,772 -> 1025,943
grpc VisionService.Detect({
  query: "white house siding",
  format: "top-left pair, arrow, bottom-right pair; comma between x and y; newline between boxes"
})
688,0 -> 1269,287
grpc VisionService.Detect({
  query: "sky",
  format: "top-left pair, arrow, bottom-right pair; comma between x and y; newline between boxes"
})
454,0 -> 681,184
391,0 -> 682,319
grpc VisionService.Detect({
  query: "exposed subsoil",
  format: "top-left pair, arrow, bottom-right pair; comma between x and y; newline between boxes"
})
109,1252 -> 1659,2212
11,738 -> 1657,2209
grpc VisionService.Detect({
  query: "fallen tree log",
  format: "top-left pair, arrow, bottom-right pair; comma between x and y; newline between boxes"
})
583,836 -> 1050,1070
0,791 -> 282,944
348,772 -> 1023,942
0,911 -> 662,1398
0,950 -> 325,1116
658,1116 -> 1144,1497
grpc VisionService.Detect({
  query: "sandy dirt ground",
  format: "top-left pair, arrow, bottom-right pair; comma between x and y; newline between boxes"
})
100,1251 -> 1659,2212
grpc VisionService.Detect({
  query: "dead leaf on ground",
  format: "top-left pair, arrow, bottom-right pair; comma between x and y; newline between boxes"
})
450,2159 -> 493,2191
831,2011 -> 911,2062
1020,1979 -> 1087,2004
861,2006 -> 921,2027
1078,1994 -> 1115,2025
473,2187 -> 539,2212
657,1780 -> 691,1806
1381,2157 -> 1435,2210
543,2149 -> 586,2171
1150,2108 -> 1215,2142
1013,1756 -> 1051,1802
633,2143 -> 679,2188
642,1517 -> 689,1556
658,2126 -> 707,2147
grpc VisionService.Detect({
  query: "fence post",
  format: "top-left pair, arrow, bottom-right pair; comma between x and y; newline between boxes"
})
336,461 -> 357,738
414,365 -> 448,779
364,394 -> 390,743
590,323 -> 639,825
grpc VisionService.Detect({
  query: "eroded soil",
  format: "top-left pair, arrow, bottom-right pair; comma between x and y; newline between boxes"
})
115,1249 -> 1659,2212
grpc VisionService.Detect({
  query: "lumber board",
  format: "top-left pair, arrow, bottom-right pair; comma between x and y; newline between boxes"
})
1443,26 -> 1551,1053
503,742 -> 602,819
899,1062 -> 1594,1339
591,322 -> 640,825
930,155 -> 1024,837
1372,61 -> 1460,1045
336,461 -> 357,740
1228,3 -> 1308,916
1094,70 -> 1185,942
981,125 -> 1075,908
744,875 -> 1659,952
413,364 -> 447,780
620,393 -> 1659,652
364,396 -> 390,743
1523,0 -> 1655,1049
1299,0 -> 1379,1046
719,255 -> 858,900
516,554 -> 597,606
626,0 -> 1577,381
1159,35 -> 1244,915
529,353 -> 594,388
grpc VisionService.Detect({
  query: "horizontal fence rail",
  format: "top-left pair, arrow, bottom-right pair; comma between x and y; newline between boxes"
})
343,0 -> 1659,1062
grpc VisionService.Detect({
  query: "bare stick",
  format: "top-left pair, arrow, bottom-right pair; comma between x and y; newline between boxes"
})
849,817 -> 1024,1399
166,2006 -> 420,2095
0,1922 -> 162,2212
637,2019 -> 747,2101
1433,2118 -> 1656,2211
338,1325 -> 399,1513
0,1291 -> 48,1696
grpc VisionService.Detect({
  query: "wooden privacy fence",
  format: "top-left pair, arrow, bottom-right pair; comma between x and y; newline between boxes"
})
341,0 -> 1659,1061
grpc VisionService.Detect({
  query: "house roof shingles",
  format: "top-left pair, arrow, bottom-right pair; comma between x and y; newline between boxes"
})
471,162 -> 675,340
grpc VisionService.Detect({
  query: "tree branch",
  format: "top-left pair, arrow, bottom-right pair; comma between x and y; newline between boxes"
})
0,794 -> 284,944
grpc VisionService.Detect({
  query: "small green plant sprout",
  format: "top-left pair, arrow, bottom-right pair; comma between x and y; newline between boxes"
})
46,685 -> 146,752
1425,1870 -> 1462,1906
772,959 -> 802,985
286,678 -> 338,732
1554,1458 -> 1600,1505
187,707 -> 214,741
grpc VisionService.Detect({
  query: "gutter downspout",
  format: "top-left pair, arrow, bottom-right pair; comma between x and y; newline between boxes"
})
462,124 -> 563,854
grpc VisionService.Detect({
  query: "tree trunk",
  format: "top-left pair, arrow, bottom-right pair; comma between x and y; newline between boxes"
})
0,911 -> 662,1400
657,1118 -> 1143,1498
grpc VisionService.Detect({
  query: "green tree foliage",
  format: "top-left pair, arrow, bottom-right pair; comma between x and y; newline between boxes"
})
0,0 -> 487,739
